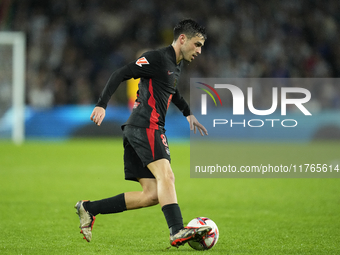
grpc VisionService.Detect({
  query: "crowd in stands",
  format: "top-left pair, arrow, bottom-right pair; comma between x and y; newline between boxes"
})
1,0 -> 339,110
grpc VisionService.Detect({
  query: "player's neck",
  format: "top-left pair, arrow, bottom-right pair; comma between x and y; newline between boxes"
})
171,42 -> 183,64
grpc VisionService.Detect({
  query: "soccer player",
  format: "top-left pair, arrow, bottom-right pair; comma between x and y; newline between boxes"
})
75,19 -> 211,247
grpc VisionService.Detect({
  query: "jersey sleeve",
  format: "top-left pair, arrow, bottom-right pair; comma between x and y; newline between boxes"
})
172,87 -> 191,117
96,65 -> 135,109
96,50 -> 162,109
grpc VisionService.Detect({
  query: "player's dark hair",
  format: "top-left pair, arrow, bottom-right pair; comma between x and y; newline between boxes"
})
173,19 -> 207,40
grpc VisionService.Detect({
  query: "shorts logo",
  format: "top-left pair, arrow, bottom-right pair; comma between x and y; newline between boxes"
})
160,134 -> 170,155
136,57 -> 149,67
160,134 -> 168,147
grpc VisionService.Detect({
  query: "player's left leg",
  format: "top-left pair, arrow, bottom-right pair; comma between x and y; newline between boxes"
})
147,158 -> 177,207
147,159 -> 211,247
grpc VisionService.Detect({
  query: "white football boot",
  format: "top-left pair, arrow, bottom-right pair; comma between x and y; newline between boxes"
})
74,200 -> 96,242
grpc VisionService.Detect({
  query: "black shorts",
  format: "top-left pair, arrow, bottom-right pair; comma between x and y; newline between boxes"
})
122,125 -> 171,182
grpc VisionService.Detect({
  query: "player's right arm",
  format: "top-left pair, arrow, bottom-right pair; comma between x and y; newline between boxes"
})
92,50 -> 161,125
91,65 -> 134,126
95,65 -> 135,109
90,106 -> 106,126
96,51 -> 161,110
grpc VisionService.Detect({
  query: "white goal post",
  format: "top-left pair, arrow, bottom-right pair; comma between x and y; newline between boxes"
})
0,32 -> 26,145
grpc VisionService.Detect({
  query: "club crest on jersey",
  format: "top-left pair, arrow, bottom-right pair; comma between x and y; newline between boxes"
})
136,57 -> 149,67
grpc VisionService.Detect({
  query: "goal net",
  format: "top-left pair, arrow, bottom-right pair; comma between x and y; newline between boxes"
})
0,32 -> 26,144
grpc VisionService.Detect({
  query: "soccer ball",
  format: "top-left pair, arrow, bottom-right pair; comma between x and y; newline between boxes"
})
187,217 -> 219,250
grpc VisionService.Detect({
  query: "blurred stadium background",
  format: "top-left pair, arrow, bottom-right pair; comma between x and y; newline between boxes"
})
0,0 -> 340,141
1,2 -> 340,254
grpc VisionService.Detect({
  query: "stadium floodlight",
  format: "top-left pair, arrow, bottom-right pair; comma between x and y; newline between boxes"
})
0,32 -> 26,145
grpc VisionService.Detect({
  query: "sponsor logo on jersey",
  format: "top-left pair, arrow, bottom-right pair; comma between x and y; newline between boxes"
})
136,57 -> 149,67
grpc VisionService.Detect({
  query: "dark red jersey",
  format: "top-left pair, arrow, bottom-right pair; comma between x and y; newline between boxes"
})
96,45 -> 190,130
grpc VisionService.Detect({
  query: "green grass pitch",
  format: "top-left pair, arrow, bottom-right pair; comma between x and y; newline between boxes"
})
0,139 -> 339,254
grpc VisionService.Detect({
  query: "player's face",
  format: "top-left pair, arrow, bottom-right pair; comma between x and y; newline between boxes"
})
180,34 -> 205,62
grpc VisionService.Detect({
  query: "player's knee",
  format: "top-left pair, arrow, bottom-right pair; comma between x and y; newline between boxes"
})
148,159 -> 175,184
163,165 -> 175,181
148,193 -> 159,206
156,168 -> 175,184
167,170 -> 175,184
144,191 -> 158,206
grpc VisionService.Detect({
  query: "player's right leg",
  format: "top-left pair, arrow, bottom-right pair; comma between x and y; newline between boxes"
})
74,180 -> 158,242
74,127 -> 158,242
74,200 -> 96,242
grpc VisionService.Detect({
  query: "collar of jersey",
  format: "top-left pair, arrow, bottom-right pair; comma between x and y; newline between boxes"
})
168,45 -> 181,66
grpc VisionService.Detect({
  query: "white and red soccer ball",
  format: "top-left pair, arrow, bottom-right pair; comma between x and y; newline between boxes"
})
187,217 -> 219,250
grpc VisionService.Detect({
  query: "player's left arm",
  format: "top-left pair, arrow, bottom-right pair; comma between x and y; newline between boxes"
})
186,115 -> 208,136
172,88 -> 208,136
